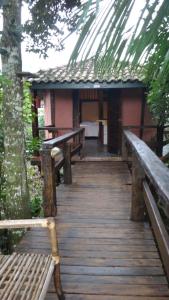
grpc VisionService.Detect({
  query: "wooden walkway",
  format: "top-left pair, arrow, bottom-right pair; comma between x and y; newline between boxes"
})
18,161 -> 169,299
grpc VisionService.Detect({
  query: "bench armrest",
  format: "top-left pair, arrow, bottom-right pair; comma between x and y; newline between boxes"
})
0,218 -> 59,262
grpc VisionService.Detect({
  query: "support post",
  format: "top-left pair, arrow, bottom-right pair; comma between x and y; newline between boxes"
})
32,90 -> 40,156
156,125 -> 164,157
47,218 -> 64,300
41,148 -> 57,217
99,96 -> 104,144
73,90 -> 80,128
122,133 -> 128,161
131,154 -> 145,221
140,89 -> 146,139
80,129 -> 85,159
73,90 -> 80,146
50,91 -> 56,138
63,143 -> 72,184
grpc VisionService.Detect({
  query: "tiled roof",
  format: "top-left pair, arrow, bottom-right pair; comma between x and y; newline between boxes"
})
30,60 -> 143,84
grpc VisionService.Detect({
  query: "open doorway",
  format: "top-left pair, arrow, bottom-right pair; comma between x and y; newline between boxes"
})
80,98 -> 110,156
77,89 -> 122,156
80,101 -> 99,138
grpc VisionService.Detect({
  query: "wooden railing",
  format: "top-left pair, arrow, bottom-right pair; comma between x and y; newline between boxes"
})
123,124 -> 169,157
38,126 -> 73,139
122,130 -> 169,280
41,128 -> 85,217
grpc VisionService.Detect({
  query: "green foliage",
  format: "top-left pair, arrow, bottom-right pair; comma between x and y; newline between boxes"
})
1,0 -> 81,58
70,0 -> 169,124
70,1 -> 169,72
23,81 -> 34,124
26,137 -> 41,155
0,76 -> 4,165
27,162 -> 43,217
143,19 -> 169,124
23,0 -> 81,57
0,93 -> 4,221
23,85 -> 43,217
23,81 -> 42,155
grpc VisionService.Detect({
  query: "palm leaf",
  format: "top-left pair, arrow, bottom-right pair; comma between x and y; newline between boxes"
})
69,0 -> 169,74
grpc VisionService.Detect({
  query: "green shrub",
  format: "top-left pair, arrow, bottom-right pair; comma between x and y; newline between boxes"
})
27,162 -> 43,217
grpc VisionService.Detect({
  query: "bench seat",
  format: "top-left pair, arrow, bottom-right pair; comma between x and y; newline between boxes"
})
0,252 -> 55,300
0,218 -> 64,300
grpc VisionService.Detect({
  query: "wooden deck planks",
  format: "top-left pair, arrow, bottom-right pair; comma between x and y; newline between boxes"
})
17,161 -> 169,299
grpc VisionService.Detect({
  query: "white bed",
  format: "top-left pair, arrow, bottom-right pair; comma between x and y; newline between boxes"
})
80,121 -> 99,137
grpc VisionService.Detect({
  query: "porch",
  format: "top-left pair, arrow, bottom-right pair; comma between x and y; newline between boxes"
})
17,160 -> 169,299
82,138 -> 111,157
13,127 -> 169,299
0,126 -> 168,299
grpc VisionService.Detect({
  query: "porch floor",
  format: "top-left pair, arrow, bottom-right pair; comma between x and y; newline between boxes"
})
17,161 -> 169,299
83,139 -> 112,157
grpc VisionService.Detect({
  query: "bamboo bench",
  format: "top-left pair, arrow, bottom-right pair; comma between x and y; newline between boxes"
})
0,218 -> 64,300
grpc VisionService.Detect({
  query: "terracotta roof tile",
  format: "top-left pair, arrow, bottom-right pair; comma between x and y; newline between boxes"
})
30,60 -> 143,84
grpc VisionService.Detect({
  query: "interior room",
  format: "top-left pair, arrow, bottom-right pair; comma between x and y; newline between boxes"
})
79,89 -> 109,156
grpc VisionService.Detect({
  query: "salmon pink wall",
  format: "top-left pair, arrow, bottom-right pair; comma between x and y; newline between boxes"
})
121,89 -> 142,137
143,104 -> 156,142
55,90 -> 73,135
121,88 -> 156,142
43,88 -> 156,144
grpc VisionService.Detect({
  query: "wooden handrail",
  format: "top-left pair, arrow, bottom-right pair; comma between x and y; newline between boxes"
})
38,126 -> 73,140
42,128 -> 84,149
122,129 -> 169,280
123,125 -> 169,156
123,125 -> 158,129
38,126 -> 72,131
123,125 -> 169,129
124,130 -> 169,212
41,128 -> 85,217
143,181 -> 169,279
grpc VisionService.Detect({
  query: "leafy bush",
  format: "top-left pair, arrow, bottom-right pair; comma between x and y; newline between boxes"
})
27,162 -> 43,217
23,81 -> 43,156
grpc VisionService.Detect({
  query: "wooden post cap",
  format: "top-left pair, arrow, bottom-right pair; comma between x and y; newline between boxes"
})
51,147 -> 62,158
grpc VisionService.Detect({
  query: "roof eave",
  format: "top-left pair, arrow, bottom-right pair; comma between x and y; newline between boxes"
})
31,80 -> 145,90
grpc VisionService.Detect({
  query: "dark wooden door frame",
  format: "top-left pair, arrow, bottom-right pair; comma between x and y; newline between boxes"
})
50,90 -> 55,126
73,90 -> 80,129
140,88 -> 146,139
99,95 -> 104,144
107,89 -> 121,154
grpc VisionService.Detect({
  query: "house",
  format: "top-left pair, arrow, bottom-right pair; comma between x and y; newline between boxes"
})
30,60 -> 156,155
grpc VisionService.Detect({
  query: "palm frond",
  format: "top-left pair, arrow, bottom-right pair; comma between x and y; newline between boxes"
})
70,0 -> 169,74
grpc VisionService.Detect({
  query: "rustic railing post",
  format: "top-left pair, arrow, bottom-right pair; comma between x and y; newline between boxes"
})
122,133 -> 128,161
63,142 -> 72,184
131,153 -> 145,221
80,128 -> 85,159
73,128 -> 79,147
156,125 -> 164,157
41,147 -> 57,217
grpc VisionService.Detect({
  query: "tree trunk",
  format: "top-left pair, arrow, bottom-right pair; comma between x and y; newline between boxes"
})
1,0 -> 30,219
